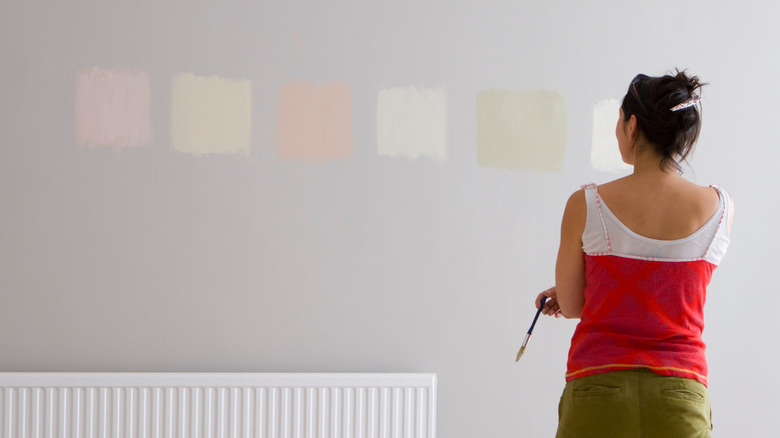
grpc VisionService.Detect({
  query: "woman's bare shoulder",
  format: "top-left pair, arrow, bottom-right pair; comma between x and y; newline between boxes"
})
682,180 -> 721,207
594,176 -> 635,201
596,176 -> 632,190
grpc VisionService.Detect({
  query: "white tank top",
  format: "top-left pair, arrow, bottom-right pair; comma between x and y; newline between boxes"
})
581,183 -> 731,265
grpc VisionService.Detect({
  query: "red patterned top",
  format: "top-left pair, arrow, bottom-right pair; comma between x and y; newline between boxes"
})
566,184 -> 731,387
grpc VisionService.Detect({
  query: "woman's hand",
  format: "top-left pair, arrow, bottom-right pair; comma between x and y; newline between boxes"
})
536,287 -> 563,318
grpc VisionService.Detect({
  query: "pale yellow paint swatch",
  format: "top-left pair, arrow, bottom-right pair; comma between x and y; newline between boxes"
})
377,86 -> 447,160
476,89 -> 566,171
171,74 -> 252,155
591,98 -> 632,172
477,89 -> 566,172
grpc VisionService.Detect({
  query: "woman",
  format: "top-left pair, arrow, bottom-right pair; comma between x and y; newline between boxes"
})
537,70 -> 734,437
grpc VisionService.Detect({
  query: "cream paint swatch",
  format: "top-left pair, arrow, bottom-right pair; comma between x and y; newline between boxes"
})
591,98 -> 632,172
76,67 -> 152,148
476,89 -> 566,171
276,82 -> 352,161
376,86 -> 447,160
171,74 -> 252,155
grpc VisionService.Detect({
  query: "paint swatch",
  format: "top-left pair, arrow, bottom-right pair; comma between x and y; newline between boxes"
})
591,98 -> 631,172
76,67 -> 151,148
276,82 -> 352,161
171,74 -> 252,155
476,89 -> 566,171
377,86 -> 447,160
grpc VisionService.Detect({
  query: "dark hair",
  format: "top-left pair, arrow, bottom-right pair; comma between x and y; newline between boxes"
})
620,69 -> 706,172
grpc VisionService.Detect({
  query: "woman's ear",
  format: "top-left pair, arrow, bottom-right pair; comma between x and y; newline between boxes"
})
627,114 -> 639,141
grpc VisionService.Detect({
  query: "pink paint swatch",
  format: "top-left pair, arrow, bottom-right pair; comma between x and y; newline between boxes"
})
76,67 -> 152,148
275,82 -> 352,161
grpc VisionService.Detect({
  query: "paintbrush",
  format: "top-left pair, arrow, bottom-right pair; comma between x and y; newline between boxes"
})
515,296 -> 547,361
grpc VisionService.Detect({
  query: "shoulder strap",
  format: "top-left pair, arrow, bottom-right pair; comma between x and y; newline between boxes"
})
581,183 -> 612,253
703,185 -> 730,262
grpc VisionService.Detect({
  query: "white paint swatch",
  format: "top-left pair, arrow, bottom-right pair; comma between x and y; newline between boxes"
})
591,98 -> 631,172
377,86 -> 447,160
171,74 -> 252,155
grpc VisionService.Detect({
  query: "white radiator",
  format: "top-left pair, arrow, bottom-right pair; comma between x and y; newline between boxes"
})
0,373 -> 436,438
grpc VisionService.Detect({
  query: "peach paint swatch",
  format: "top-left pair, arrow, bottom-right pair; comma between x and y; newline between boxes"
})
377,86 -> 447,160
76,67 -> 152,148
171,74 -> 252,155
591,98 -> 632,172
275,82 -> 352,161
476,89 -> 566,171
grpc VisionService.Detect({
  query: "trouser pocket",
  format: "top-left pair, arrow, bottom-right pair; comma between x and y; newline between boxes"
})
574,383 -> 623,398
662,387 -> 706,403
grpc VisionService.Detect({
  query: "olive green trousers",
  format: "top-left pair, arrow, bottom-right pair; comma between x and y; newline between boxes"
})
556,369 -> 712,438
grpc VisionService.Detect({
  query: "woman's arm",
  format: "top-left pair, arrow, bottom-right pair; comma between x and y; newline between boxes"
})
553,189 -> 587,318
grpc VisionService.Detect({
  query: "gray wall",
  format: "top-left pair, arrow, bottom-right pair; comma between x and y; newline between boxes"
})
1,1 -> 776,436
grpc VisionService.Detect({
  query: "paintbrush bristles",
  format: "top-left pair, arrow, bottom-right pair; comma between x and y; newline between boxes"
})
515,333 -> 531,361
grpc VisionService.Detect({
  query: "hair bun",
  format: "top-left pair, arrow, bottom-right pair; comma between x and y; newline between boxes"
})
672,69 -> 704,96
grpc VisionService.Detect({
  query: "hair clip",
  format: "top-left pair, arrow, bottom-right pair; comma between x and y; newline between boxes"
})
670,95 -> 701,112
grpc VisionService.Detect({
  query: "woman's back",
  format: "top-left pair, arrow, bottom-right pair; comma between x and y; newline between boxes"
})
597,175 -> 721,241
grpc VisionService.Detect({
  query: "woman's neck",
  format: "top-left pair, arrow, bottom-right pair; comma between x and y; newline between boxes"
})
631,143 -> 678,178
